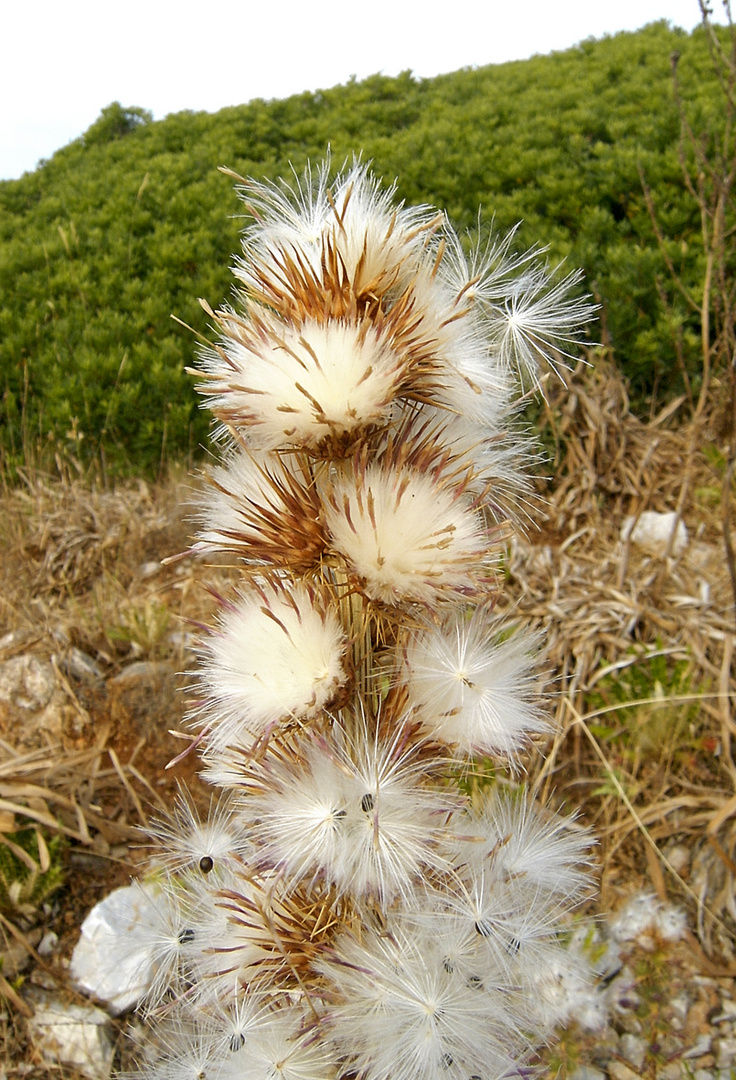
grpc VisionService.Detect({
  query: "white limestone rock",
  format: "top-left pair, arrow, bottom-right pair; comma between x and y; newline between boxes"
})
70,883 -> 160,1015
28,993 -> 115,1080
620,511 -> 688,556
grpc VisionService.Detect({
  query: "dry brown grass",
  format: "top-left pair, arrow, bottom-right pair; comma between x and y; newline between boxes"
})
0,464 -> 242,1074
0,360 -> 734,1073
500,358 -> 736,964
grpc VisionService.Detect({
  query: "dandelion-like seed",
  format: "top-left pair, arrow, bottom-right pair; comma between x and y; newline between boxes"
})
401,610 -> 547,757
195,579 -> 348,741
135,1016 -> 224,1080
319,922 -> 520,1080
242,714 -> 455,903
489,265 -> 597,384
461,793 -> 594,903
74,159 -> 596,1080
324,459 -> 493,605
145,786 -> 252,876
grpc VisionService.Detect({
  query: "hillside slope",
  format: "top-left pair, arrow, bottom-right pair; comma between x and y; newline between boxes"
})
0,20 -> 725,474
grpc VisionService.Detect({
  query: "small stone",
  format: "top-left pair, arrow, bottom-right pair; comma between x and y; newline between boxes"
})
656,1033 -> 684,1058
61,647 -> 104,685
669,994 -> 690,1023
620,1032 -> 647,1070
27,993 -> 114,1080
608,1062 -> 640,1080
570,1069 -> 606,1080
619,1012 -> 644,1035
29,968 -> 58,990
91,832 -> 110,856
655,1065 -> 681,1080
0,654 -> 67,745
0,655 -> 55,710
0,629 -> 37,656
68,850 -> 109,872
716,1036 -> 736,1069
37,931 -> 58,957
607,965 -> 640,1014
620,510 -> 688,556
712,999 -> 736,1023
0,939 -> 32,979
692,1071 -> 715,1080
684,1034 -> 713,1059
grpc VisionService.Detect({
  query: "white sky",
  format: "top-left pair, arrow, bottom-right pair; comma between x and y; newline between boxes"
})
1,0 -> 723,181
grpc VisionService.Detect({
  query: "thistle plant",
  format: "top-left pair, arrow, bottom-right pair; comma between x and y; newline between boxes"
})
121,161 -> 597,1079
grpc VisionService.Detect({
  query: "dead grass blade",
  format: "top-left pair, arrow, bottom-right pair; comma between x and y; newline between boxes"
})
565,696 -> 736,963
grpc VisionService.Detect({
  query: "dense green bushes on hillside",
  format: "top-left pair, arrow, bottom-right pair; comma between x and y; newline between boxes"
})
0,21 -> 727,475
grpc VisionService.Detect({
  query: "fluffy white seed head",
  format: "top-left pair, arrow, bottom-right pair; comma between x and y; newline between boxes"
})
325,461 -> 492,604
319,920 -> 521,1080
323,721 -> 455,902
460,793 -> 594,904
246,741 -> 351,888
319,163 -> 440,292
234,160 -> 442,310
243,719 -> 456,904
199,317 -> 408,451
401,611 -> 547,756
196,580 -> 347,742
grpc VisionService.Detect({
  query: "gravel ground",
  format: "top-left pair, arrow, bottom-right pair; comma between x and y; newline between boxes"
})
532,896 -> 736,1079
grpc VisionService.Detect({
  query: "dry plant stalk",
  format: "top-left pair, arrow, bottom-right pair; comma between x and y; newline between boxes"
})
640,0 -> 736,621
86,161 -> 597,1079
